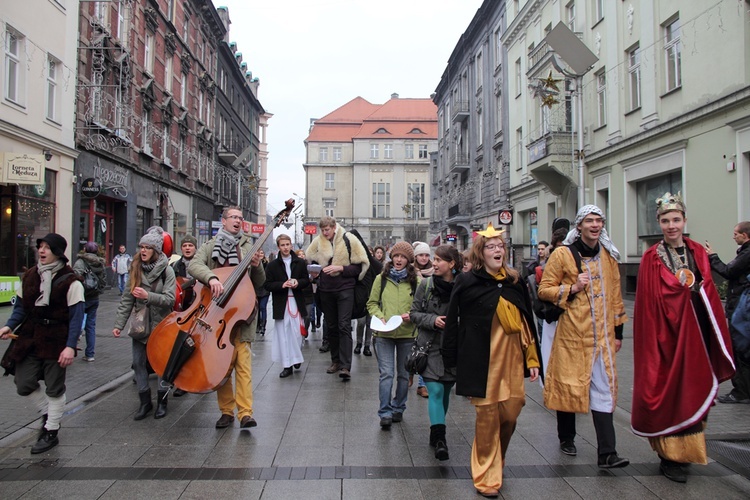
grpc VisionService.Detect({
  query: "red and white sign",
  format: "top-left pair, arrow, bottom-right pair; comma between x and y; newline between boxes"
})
499,210 -> 513,225
446,234 -> 457,242
251,224 -> 265,234
304,224 -> 318,235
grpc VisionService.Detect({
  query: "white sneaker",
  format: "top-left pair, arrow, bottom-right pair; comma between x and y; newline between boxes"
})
83,356 -> 95,362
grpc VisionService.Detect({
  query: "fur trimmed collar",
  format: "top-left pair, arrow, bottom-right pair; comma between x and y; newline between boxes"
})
305,224 -> 370,280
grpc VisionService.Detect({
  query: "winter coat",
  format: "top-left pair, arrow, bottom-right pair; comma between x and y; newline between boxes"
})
187,233 -> 265,343
73,252 -> 106,299
409,276 -> 456,382
305,224 -> 369,292
112,252 -> 132,274
709,240 -> 750,316
367,274 -> 417,340
264,252 -> 311,320
114,254 -> 176,344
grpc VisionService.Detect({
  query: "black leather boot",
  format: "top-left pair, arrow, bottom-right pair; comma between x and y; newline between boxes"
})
433,424 -> 449,461
429,424 -> 439,447
31,428 -> 59,454
134,389 -> 153,420
154,390 -> 168,419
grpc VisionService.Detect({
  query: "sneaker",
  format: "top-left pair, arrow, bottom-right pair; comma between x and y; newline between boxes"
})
380,416 -> 392,429
215,414 -> 234,429
83,356 -> 95,362
560,440 -> 577,456
339,368 -> 351,380
660,458 -> 687,483
392,412 -> 403,423
598,453 -> 629,469
717,393 -> 750,404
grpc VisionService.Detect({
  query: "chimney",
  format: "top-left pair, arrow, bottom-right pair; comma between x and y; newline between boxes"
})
391,93 -> 399,99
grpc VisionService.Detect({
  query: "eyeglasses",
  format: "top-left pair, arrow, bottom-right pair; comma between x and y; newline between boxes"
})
225,215 -> 244,221
484,244 -> 504,251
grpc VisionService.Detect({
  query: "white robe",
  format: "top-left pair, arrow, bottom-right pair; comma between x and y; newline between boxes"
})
271,256 -> 304,368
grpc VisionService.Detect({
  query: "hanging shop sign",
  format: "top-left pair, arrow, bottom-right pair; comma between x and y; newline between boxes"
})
499,210 -> 514,225
81,178 -> 102,198
446,234 -> 457,242
304,224 -> 318,235
251,224 -> 265,234
1,153 -> 45,185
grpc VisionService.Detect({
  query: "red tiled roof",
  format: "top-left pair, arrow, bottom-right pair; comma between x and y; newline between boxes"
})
305,97 -> 437,143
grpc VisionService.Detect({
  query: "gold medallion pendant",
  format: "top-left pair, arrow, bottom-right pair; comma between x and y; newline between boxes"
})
675,268 -> 695,287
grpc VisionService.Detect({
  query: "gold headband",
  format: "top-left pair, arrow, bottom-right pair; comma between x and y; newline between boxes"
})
656,191 -> 686,216
476,222 -> 504,238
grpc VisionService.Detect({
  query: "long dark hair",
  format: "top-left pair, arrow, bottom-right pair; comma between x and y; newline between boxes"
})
434,244 -> 463,273
382,259 -> 418,291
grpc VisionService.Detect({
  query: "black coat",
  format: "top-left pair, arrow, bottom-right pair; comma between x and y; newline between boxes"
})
442,267 -> 540,398
264,253 -> 310,320
709,241 -> 750,314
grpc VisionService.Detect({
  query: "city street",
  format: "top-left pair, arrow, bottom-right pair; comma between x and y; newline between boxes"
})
0,288 -> 748,499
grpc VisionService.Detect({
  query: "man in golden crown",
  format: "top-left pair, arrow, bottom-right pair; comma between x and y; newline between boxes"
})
632,192 -> 735,483
538,205 -> 629,470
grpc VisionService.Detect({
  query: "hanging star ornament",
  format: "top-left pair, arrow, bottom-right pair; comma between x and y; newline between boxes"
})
542,71 -> 561,92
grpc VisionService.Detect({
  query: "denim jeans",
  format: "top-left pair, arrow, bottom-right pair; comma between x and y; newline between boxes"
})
117,273 -> 128,294
258,294 -> 269,323
83,297 -> 99,357
373,337 -> 412,418
132,339 -> 162,393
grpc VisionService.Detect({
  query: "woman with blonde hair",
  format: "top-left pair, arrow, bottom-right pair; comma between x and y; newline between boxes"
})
113,227 -> 176,420
443,223 -> 540,498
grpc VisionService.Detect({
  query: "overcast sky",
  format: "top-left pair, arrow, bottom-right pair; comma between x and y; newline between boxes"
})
218,0 -> 483,219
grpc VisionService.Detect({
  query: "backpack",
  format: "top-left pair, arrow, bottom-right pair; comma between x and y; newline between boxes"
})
82,264 -> 104,295
530,245 -> 582,323
731,274 -> 750,355
343,229 -> 383,319
374,273 -> 419,308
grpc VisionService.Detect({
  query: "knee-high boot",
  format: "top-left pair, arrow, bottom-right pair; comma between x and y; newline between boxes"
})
154,390 -> 168,419
431,424 -> 449,461
134,389 -> 153,420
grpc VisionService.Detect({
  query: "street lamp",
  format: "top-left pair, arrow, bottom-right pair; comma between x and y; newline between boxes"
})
544,22 -> 598,209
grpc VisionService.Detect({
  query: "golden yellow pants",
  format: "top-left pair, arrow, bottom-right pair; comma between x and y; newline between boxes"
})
216,339 -> 253,419
471,397 -> 524,493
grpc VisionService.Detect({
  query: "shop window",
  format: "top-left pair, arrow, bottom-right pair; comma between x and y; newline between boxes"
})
636,171 -> 681,254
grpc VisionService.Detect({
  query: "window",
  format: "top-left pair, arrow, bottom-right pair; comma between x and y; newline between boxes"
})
516,127 -> 523,170
372,183 -> 390,218
167,0 -> 175,23
319,147 -> 328,162
495,92 -> 503,133
4,28 -> 23,104
198,90 -> 204,122
665,18 -> 682,92
384,144 -> 393,159
46,56 -> 59,121
162,124 -> 170,163
165,54 -> 173,94
595,0 -> 604,22
333,147 -> 341,161
180,73 -> 187,106
144,33 -> 154,74
637,171 -> 682,250
324,199 -> 335,217
178,134 -> 185,170
407,183 -> 425,218
142,108 -> 151,154
515,58 -> 522,96
418,144 -> 428,159
183,14 -> 189,41
475,52 -> 483,92
405,144 -> 414,159
93,1 -> 108,26
514,0 -> 519,15
494,26 -> 502,69
628,46 -> 641,110
596,70 -> 606,127
477,110 -> 483,146
370,144 -> 379,159
206,98 -> 211,128
325,172 -> 334,189
117,2 -> 129,46
567,1 -> 576,31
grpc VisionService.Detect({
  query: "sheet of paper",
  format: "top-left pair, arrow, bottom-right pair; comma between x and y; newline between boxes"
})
370,315 -> 403,332
307,264 -> 322,273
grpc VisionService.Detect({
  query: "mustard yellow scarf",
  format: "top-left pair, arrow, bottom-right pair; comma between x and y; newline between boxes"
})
491,268 -> 523,335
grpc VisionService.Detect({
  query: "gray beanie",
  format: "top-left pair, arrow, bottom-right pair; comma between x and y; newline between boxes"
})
139,226 -> 165,254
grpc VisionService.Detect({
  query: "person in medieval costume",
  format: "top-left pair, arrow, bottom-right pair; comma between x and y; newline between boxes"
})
632,192 -> 735,483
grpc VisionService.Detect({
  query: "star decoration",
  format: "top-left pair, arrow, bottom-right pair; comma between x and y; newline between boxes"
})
542,71 -> 561,92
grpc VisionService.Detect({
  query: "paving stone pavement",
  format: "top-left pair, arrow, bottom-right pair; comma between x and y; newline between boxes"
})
0,291 -> 749,499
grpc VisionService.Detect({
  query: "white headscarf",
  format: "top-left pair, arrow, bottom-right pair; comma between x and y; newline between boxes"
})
563,205 -> 621,262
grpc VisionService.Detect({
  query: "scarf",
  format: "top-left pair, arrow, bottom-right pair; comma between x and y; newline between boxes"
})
491,268 -> 523,335
36,260 -> 65,307
389,267 -> 408,283
432,275 -> 454,302
562,204 -> 621,262
211,228 -> 241,266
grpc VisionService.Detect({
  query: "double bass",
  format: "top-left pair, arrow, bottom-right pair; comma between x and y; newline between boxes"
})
146,200 -> 295,393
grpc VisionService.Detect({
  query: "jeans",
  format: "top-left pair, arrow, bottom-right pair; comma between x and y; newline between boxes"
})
117,273 -> 128,294
83,297 -> 99,357
132,339 -> 162,393
319,289 -> 354,370
258,295 -> 269,323
373,336 -> 412,418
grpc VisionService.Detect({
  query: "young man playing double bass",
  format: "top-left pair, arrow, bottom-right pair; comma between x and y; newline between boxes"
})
188,206 -> 265,429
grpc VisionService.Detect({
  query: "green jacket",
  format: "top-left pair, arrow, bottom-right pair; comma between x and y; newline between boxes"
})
366,275 -> 417,339
188,233 -> 265,343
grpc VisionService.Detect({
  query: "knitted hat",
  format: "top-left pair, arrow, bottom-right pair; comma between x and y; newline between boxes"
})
180,235 -> 198,247
412,241 -> 430,257
139,226 -> 165,254
36,233 -> 68,263
552,217 -> 571,232
390,241 -> 414,263
84,241 -> 99,254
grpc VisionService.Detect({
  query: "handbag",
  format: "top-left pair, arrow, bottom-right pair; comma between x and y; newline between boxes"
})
404,338 -> 432,375
125,304 -> 150,340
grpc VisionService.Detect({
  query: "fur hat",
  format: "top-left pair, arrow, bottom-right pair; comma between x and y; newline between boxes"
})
36,233 -> 68,263
390,241 -> 414,263
412,241 -> 430,257
139,226 -> 165,254
180,235 -> 198,247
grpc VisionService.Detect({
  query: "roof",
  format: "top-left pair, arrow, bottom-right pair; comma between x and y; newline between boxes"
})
306,97 -> 437,143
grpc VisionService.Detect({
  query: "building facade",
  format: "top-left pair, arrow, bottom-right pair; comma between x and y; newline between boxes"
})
0,0 -> 79,274
304,95 -> 437,248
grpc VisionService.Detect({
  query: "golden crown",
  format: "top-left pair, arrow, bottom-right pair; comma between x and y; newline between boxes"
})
656,191 -> 686,216
476,222 -> 505,238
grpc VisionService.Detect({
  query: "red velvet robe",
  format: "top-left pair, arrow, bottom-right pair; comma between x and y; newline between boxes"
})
632,237 -> 735,437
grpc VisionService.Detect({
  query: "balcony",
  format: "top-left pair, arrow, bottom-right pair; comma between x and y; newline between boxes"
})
445,184 -> 475,224
217,139 -> 244,164
451,100 -> 469,123
450,152 -> 470,174
527,129 -> 576,196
